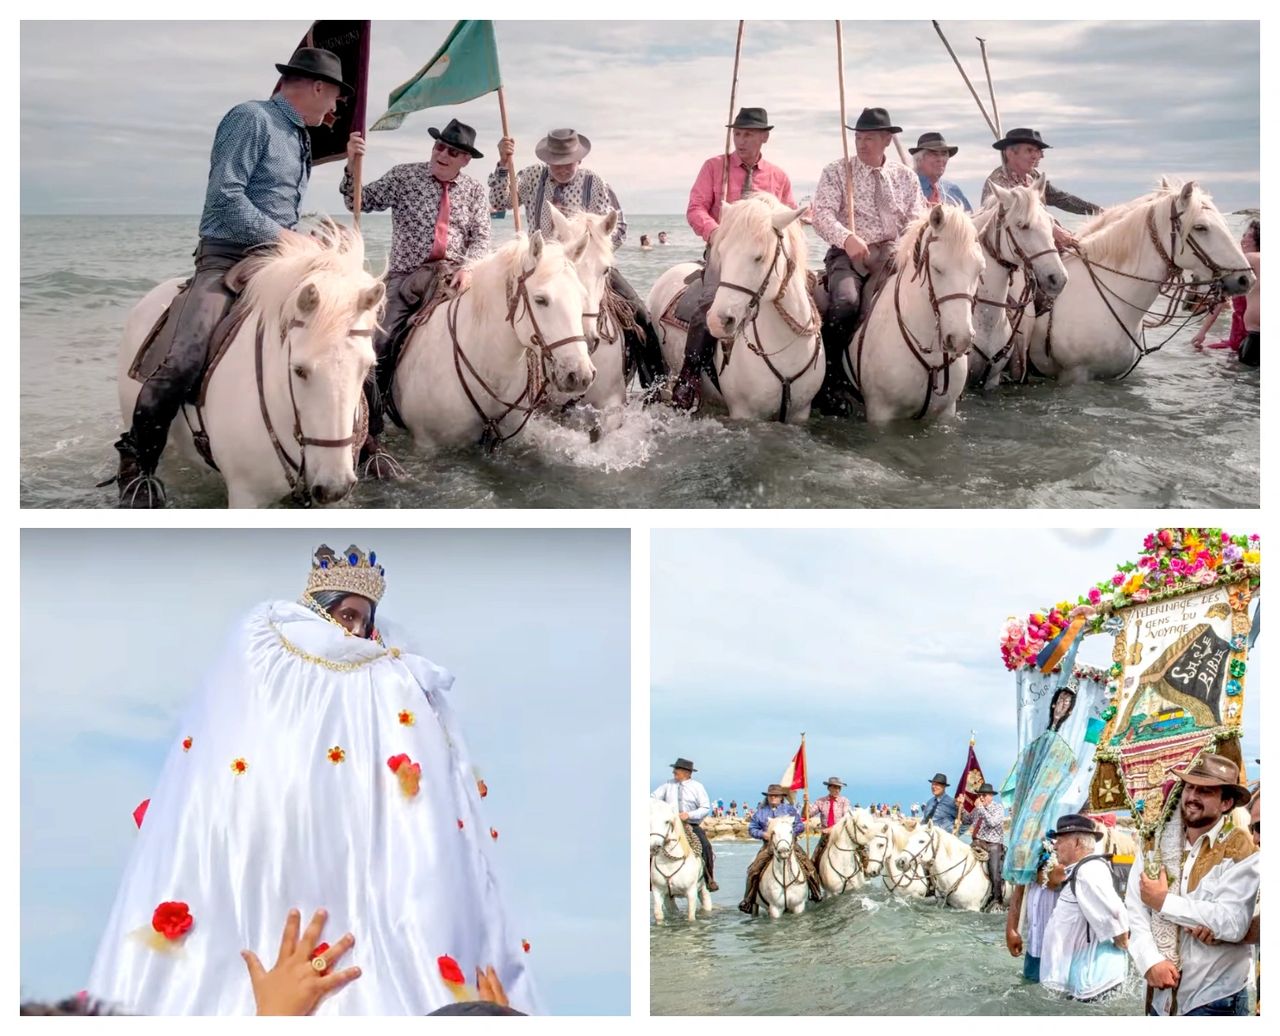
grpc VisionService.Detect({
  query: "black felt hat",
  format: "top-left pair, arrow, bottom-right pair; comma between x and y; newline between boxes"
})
429,118 -> 484,159
993,127 -> 1052,151
275,47 -> 353,97
849,107 -> 902,134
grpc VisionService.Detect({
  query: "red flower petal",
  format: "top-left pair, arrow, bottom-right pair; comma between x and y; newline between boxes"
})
310,942 -> 330,959
490,827 -> 499,840
521,939 -> 531,953
181,736 -> 193,752
457,818 -> 464,830
151,901 -> 193,941
133,799 -> 150,829
477,779 -> 489,799
437,954 -> 465,984
387,753 -> 410,773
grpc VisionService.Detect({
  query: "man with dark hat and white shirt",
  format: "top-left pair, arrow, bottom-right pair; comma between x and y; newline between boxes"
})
811,106 -> 927,416
342,118 -> 491,473
490,128 -> 664,388
921,771 -> 958,829
672,106 -> 798,410
652,757 -> 718,891
1127,753 -> 1259,1015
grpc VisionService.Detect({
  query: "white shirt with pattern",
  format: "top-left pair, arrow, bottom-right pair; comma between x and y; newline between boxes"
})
488,163 -> 627,250
812,156 -> 927,249
341,165 -> 490,274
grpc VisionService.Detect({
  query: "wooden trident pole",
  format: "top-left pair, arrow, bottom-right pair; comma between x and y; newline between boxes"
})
977,37 -> 1002,139
496,86 -> 522,232
835,21 -> 856,239
931,20 -> 998,139
721,21 -> 747,207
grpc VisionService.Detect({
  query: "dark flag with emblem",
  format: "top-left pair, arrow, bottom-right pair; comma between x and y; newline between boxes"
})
953,740 -> 986,832
276,21 -> 371,165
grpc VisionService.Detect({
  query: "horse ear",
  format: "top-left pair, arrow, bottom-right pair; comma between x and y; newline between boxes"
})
990,182 -> 1013,210
526,230 -> 544,270
603,209 -> 619,236
566,232 -> 589,263
546,203 -> 572,242
1159,175 -> 1172,192
297,283 -> 320,315
1180,180 -> 1198,205
771,205 -> 803,231
358,281 -> 385,315
929,204 -> 946,231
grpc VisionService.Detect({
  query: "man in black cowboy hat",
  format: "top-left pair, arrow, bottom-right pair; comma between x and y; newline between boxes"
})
958,781 -> 1007,908
342,118 -> 491,475
672,107 -> 799,410
489,128 -> 665,390
982,127 -> 1101,251
739,783 -> 821,913
921,772 -> 958,829
1127,753 -> 1259,1015
806,777 -> 852,872
651,758 -> 718,890
910,132 -> 972,212
111,47 -> 352,507
811,107 -> 927,417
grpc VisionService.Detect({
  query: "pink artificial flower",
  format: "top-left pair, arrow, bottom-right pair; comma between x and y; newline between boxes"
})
1132,587 -> 1151,603
1111,573 -> 1125,587
1139,556 -> 1157,570
1087,587 -> 1102,605
1158,529 -> 1174,546
1143,533 -> 1157,550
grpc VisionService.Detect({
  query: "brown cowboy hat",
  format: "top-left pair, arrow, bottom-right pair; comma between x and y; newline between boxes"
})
275,47 -> 354,97
536,128 -> 591,164
910,132 -> 959,157
726,107 -> 773,131
1174,753 -> 1250,805
669,758 -> 697,773
762,783 -> 788,797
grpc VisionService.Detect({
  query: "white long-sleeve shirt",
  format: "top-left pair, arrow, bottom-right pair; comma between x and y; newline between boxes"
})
1041,855 -> 1129,999
651,778 -> 710,823
1127,815 -> 1259,1014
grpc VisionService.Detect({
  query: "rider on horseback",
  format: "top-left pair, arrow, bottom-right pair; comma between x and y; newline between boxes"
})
739,784 -> 821,914
489,128 -> 665,390
673,107 -> 798,410
811,107 -> 927,417
342,118 -> 491,476
958,782 -> 1007,909
651,757 -> 718,891
806,777 -> 852,873
111,47 -> 352,507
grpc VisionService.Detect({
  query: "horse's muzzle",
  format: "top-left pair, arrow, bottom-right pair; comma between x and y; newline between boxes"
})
944,331 -> 974,357
309,477 -> 356,506
1223,271 -> 1255,295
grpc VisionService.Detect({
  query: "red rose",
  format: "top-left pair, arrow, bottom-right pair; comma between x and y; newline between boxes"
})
438,955 -> 465,984
152,901 -> 193,941
490,827 -> 499,840
181,736 -> 193,752
387,753 -> 410,773
457,818 -> 464,830
521,939 -> 531,953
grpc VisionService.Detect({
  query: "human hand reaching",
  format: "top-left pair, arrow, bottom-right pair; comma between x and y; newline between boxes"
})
241,908 -> 361,1016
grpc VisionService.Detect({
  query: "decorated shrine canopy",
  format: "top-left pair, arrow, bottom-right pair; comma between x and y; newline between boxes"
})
999,528 -> 1259,851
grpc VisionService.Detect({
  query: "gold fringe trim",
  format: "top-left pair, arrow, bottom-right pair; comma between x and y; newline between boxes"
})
272,621 -> 396,672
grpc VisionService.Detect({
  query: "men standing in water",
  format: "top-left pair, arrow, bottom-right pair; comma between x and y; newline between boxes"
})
489,128 -> 664,388
921,772 -> 958,829
342,119 -> 491,472
651,758 -> 718,891
674,107 -> 798,410
811,107 -> 927,417
1127,754 -> 1258,1015
111,48 -> 351,507
981,128 -> 1101,250
806,777 -> 852,872
958,781 -> 1007,908
739,784 -> 820,914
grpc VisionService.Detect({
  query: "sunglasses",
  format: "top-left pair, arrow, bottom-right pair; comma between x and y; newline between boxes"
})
433,141 -> 466,159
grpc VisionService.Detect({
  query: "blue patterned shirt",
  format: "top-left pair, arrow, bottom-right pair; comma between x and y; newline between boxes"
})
748,802 -> 804,840
199,95 -> 312,246
917,173 -> 972,213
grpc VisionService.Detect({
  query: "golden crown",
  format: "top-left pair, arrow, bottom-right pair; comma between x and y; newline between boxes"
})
303,544 -> 386,604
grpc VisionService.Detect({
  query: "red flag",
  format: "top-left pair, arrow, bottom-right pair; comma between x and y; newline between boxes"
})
954,744 -> 987,819
780,741 -> 806,792
275,21 -> 372,165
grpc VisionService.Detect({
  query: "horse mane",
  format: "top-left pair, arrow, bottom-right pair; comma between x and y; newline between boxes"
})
466,234 -> 576,323
1077,179 -> 1213,267
899,202 -> 978,269
564,211 -> 617,258
716,193 -> 807,268
240,220 -> 379,339
976,184 -> 1047,231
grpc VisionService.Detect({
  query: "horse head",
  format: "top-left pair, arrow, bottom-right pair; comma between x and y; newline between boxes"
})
985,183 -> 1067,296
242,223 -> 384,505
507,231 -> 596,395
896,823 -> 936,876
1165,179 -> 1254,295
863,826 -> 891,876
546,206 -> 619,352
909,204 -> 985,358
649,799 -> 679,858
707,194 -> 805,340
767,815 -> 795,858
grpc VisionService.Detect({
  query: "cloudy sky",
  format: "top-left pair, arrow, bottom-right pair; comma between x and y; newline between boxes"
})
21,528 -> 630,1014
21,18 -> 1259,216
651,527 -> 1261,812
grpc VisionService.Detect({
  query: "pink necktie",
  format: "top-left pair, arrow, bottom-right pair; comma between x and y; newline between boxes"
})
428,179 -> 452,262
827,798 -> 836,828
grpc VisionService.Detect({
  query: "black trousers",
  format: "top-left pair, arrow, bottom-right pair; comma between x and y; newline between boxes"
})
976,837 -> 1005,905
680,249 -> 721,372
1240,330 -> 1260,367
124,238 -> 249,471
366,263 -> 448,438
609,267 -> 664,388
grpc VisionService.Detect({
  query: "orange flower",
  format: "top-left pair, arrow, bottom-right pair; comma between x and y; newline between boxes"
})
387,754 -> 420,797
181,736 -> 193,752
521,939 -> 531,953
490,827 -> 499,841
230,757 -> 248,776
476,779 -> 489,799
328,746 -> 346,764
398,710 -> 415,726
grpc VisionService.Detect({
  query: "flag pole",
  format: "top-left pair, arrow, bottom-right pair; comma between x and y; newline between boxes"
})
496,86 -> 522,233
350,23 -> 371,228
801,732 -> 811,859
835,21 -> 856,240
977,37 -> 1002,138
721,21 -> 746,206
931,21 -> 998,138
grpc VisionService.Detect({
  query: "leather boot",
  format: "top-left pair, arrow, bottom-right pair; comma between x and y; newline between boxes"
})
671,316 -> 717,412
629,309 -> 666,391
814,320 -> 857,418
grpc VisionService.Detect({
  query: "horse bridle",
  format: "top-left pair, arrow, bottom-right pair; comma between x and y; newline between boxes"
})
716,228 -> 785,320
650,820 -> 689,897
450,264 -> 589,449
824,821 -> 870,893
972,204 -> 1046,370
255,316 -> 372,506
917,829 -> 983,905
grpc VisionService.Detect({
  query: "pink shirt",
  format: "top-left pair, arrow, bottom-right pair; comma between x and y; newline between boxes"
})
686,152 -> 796,242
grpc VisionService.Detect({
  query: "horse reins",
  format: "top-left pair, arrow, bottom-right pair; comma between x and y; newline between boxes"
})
650,822 -> 692,898
972,205 -> 1042,373
823,821 -> 870,894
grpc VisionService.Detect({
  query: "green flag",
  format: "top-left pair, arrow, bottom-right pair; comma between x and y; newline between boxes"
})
370,20 -> 501,132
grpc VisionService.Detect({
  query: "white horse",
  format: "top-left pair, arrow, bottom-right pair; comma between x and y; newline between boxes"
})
649,799 -> 711,922
392,232 -> 595,448
756,815 -> 809,918
853,204 -> 986,423
649,194 -> 823,422
882,817 -> 931,899
543,207 -> 628,418
1030,178 -> 1255,382
819,810 -> 890,896
900,823 -> 991,911
968,184 -> 1068,389
117,224 -> 385,508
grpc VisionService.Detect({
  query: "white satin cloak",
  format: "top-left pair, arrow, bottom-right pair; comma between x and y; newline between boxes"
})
86,601 -> 541,1015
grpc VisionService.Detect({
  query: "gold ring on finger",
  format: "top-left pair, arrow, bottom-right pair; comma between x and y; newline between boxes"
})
311,956 -> 328,974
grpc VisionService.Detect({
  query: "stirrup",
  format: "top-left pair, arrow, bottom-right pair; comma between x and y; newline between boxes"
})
361,445 -> 408,482
117,472 -> 168,509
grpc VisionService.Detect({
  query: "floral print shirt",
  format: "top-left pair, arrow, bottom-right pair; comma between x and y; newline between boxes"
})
813,156 -> 927,248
